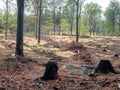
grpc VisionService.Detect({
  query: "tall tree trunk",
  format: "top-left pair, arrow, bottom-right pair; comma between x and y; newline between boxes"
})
78,17 -> 81,36
35,1 -> 38,40
58,11 -> 61,36
118,23 -> 120,34
118,18 -> 120,34
78,1 -> 84,37
93,19 -> 96,35
5,0 -> 8,40
76,0 -> 79,43
53,7 -> 56,35
70,22 -> 73,36
35,15 -> 38,40
112,16 -> 115,33
89,16 -> 93,36
70,16 -> 74,36
90,27 -> 92,35
16,0 -> 24,56
112,22 -> 115,33
38,0 -> 42,43
58,24 -> 61,35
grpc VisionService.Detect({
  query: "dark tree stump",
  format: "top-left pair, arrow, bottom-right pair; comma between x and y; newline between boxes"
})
93,60 -> 119,74
114,54 -> 120,57
42,61 -> 58,80
103,49 -> 107,52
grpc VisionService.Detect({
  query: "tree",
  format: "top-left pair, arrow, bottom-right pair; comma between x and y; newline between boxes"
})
105,8 -> 115,33
2,0 -> 15,39
46,0 -> 64,35
56,7 -> 61,35
46,0 -> 57,35
5,0 -> 8,40
84,2 -> 101,35
32,0 -> 39,39
24,15 -> 35,33
76,0 -> 79,43
16,0 -> 24,56
104,0 -> 120,35
38,0 -> 43,43
66,0 -> 76,35
116,3 -> 120,33
26,0 -> 40,39
0,11 -> 4,33
76,0 -> 85,42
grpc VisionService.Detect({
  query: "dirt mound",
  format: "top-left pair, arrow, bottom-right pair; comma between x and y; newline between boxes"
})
44,40 -> 59,48
74,52 -> 91,60
72,52 -> 92,65
80,35 -> 90,38
66,41 -> 93,64
43,37 -> 84,50
44,40 -> 69,49
56,41 -> 69,49
66,41 -> 86,51
41,36 -> 60,48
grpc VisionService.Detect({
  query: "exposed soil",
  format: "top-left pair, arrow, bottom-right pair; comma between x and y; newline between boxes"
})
0,34 -> 120,90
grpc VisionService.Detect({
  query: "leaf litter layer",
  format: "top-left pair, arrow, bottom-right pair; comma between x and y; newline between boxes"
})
0,34 -> 120,90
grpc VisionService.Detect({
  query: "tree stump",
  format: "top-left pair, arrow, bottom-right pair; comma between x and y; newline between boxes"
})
114,54 -> 120,57
42,61 -> 58,80
92,60 -> 119,74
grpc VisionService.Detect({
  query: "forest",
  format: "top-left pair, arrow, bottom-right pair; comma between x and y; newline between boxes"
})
0,0 -> 120,90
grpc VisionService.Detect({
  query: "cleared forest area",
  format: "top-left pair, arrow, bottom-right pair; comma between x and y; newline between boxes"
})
0,0 -> 120,89
0,34 -> 120,90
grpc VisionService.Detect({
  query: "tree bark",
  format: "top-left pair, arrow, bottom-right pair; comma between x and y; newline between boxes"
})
119,24 -> 120,34
112,16 -> 115,33
58,8 -> 61,36
118,19 -> 120,34
16,0 -> 24,56
53,7 -> 56,35
93,60 -> 119,74
90,27 -> 92,35
70,17 -> 74,36
58,24 -> 61,35
5,0 -> 8,40
35,1 -> 39,40
78,0 -> 84,37
38,0 -> 42,43
76,0 -> 79,43
42,61 -> 58,80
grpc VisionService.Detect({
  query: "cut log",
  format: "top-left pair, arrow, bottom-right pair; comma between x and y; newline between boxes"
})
92,60 -> 119,74
42,61 -> 58,80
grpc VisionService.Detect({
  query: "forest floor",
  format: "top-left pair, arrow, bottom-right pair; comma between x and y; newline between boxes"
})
0,34 -> 120,90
